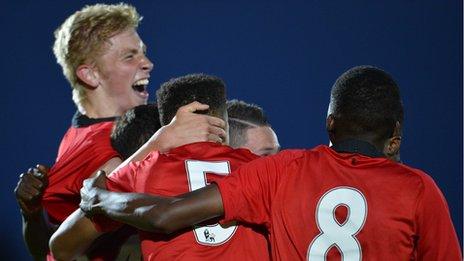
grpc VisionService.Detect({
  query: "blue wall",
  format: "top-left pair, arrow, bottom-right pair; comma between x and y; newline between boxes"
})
1,1 -> 461,259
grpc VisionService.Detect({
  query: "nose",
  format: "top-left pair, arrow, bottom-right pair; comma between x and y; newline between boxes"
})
141,55 -> 154,72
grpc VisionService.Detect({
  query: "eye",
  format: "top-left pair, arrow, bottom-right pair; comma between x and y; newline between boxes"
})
124,54 -> 134,60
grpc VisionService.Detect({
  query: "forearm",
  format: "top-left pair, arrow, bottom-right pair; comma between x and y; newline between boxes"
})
95,190 -> 177,233
22,210 -> 55,260
49,210 -> 101,261
111,132 -> 166,174
93,185 -> 224,234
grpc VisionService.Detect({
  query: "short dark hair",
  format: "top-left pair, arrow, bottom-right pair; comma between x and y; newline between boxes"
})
157,74 -> 227,125
227,99 -> 269,148
111,104 -> 162,160
329,65 -> 404,141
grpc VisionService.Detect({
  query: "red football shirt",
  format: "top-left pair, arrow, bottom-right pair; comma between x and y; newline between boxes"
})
100,142 -> 270,261
42,120 -> 121,261
42,121 -> 119,223
216,145 -> 462,260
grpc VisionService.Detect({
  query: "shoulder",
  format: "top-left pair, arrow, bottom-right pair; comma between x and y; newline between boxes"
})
88,121 -> 115,137
265,147 -> 316,167
83,122 -> 116,150
394,163 -> 437,190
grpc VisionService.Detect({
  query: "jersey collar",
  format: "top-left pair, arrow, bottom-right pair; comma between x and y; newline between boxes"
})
71,111 -> 118,128
331,139 -> 385,158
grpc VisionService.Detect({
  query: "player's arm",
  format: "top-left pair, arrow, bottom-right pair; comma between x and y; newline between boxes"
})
48,157 -> 122,260
81,152 -> 288,235
15,165 -> 54,261
49,209 -> 102,261
80,171 -> 224,234
114,101 -> 226,171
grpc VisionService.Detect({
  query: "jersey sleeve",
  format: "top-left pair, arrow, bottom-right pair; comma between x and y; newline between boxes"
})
105,161 -> 139,192
216,150 -> 303,228
414,174 -> 462,260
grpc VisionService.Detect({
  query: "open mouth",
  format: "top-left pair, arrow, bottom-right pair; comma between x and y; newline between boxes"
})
132,79 -> 149,93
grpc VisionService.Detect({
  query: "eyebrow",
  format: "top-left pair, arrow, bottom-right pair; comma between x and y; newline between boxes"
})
120,48 -> 137,56
260,146 -> 281,153
120,43 -> 147,56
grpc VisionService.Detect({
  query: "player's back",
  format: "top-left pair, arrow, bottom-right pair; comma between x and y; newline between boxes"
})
132,142 -> 269,261
258,145 -> 460,260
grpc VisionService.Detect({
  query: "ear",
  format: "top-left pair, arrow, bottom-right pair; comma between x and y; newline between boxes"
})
326,114 -> 336,144
75,64 -> 99,89
383,121 -> 402,161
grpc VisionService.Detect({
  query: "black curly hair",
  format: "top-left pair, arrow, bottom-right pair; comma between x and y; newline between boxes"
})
110,104 -> 161,160
329,65 -> 404,142
156,74 -> 227,125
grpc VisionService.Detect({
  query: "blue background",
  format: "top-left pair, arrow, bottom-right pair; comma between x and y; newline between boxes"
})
1,0 -> 462,259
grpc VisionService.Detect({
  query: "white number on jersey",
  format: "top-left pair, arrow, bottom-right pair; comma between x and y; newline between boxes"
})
307,187 -> 368,260
185,160 -> 238,246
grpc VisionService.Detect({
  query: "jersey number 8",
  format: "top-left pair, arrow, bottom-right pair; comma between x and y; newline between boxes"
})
307,187 -> 368,261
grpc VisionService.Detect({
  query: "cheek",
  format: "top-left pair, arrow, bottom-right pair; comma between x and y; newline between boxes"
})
103,72 -> 134,93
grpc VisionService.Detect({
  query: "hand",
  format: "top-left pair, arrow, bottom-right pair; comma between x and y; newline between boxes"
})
151,101 -> 227,152
14,165 -> 49,216
79,170 -> 107,216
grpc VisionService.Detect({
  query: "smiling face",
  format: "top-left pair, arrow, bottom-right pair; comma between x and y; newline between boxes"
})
93,28 -> 153,114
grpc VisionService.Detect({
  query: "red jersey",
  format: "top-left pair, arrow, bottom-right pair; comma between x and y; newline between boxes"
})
216,144 -> 462,260
42,117 -> 122,261
43,121 -> 119,223
100,142 -> 270,261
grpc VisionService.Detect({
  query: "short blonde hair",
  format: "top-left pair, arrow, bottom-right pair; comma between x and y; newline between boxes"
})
53,3 -> 141,110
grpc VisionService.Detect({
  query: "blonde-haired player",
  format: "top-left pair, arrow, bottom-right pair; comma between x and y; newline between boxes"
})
15,4 -> 225,260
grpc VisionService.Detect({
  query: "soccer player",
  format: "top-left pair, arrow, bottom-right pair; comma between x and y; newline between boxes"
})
14,4 -> 225,260
80,66 -> 462,260
50,74 -> 269,261
227,99 -> 280,156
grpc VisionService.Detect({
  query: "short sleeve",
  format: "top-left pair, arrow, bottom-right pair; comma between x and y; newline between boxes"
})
415,174 -> 462,260
216,150 -> 303,228
105,161 -> 140,192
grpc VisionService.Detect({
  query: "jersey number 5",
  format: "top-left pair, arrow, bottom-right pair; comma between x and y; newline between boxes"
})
307,187 -> 368,261
185,160 -> 238,246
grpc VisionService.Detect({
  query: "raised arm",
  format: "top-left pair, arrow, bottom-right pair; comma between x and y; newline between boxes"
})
114,101 -> 226,170
80,171 -> 224,234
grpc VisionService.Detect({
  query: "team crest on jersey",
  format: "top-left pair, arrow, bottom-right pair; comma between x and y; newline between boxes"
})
204,229 -> 216,242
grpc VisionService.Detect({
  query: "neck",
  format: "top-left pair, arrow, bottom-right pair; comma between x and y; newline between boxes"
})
82,91 -> 125,118
331,134 -> 385,153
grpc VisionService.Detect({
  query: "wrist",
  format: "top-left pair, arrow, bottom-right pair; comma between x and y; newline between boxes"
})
148,126 -> 172,153
21,206 -> 44,220
93,188 -> 112,215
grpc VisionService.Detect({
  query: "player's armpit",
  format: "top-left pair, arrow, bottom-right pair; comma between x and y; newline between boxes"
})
49,209 -> 102,261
